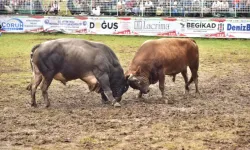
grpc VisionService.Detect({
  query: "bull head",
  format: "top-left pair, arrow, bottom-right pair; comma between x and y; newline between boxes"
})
125,74 -> 140,84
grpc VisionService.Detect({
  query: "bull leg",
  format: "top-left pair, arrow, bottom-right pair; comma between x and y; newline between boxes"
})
189,69 -> 200,94
158,70 -> 165,98
181,69 -> 189,94
172,74 -> 176,82
138,91 -> 143,98
26,81 -> 32,91
40,73 -> 53,108
94,71 -> 120,107
31,73 -> 42,107
101,92 -> 109,104
192,70 -> 199,94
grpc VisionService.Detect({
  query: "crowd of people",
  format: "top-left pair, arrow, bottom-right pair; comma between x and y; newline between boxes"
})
0,0 -> 250,17
66,0 -> 250,17
0,0 -> 60,15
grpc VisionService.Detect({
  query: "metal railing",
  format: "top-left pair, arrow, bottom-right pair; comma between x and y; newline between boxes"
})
0,0 -> 250,17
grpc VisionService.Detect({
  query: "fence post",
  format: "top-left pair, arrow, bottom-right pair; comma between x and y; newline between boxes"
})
170,0 -> 171,17
66,0 -> 68,15
141,0 -> 143,17
201,0 -> 203,17
234,3 -> 236,17
91,0 -> 93,14
117,0 -> 118,16
30,0 -> 32,14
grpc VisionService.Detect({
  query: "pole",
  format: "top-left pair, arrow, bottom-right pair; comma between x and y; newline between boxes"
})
201,0 -> 203,17
117,0 -> 118,16
91,0 -> 93,14
234,2 -> 236,17
141,0 -> 143,17
66,0 -> 68,15
30,0 -> 32,14
170,0 -> 171,17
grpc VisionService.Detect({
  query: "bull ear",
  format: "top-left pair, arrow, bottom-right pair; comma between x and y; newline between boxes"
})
135,66 -> 141,75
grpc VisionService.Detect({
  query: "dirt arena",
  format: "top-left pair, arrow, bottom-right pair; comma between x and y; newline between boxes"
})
0,35 -> 250,149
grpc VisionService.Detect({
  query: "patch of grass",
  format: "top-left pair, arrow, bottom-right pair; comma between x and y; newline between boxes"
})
1,33 -> 250,88
78,136 -> 98,145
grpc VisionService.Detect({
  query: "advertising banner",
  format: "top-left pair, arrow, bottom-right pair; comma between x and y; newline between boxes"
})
132,18 -> 181,36
0,15 -> 250,38
178,18 -> 227,38
43,16 -> 88,34
225,19 -> 250,38
88,17 -> 131,35
0,16 -> 43,33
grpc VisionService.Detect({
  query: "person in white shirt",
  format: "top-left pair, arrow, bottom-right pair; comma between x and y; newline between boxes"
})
117,0 -> 126,15
212,0 -> 222,16
144,0 -> 153,16
221,0 -> 229,11
52,1 -> 60,15
92,5 -> 101,15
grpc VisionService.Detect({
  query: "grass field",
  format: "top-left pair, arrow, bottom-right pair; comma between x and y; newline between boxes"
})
0,33 -> 250,150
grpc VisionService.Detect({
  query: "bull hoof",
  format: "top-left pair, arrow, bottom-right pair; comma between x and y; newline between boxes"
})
113,102 -> 121,107
31,103 -> 37,107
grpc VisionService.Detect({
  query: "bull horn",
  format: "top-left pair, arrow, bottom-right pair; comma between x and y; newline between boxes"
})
128,74 -> 133,80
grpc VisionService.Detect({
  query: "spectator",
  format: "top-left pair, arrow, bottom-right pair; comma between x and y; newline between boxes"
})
92,5 -> 100,15
218,0 -> 228,16
158,0 -> 165,6
117,0 -> 125,15
246,0 -> 250,8
192,0 -> 201,16
245,0 -> 250,16
144,0 -> 154,16
212,0 -> 221,16
171,0 -> 178,16
53,0 -> 60,15
132,0 -> 140,15
180,0 -> 192,16
125,0 -> 133,15
221,0 -> 229,11
233,0 -> 240,7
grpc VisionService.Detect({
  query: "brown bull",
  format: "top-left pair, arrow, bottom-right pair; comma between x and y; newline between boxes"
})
125,38 -> 199,99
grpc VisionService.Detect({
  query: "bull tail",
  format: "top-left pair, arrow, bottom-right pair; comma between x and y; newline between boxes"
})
190,38 -> 199,75
29,44 -> 40,71
26,44 -> 40,91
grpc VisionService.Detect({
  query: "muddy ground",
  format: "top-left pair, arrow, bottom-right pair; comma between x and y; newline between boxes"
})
0,42 -> 250,150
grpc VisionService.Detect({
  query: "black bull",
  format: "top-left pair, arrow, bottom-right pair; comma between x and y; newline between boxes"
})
27,38 -> 129,107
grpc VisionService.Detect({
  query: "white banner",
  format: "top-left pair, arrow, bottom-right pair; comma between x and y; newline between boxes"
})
132,18 -> 181,36
88,17 -> 131,35
178,18 -> 226,38
0,16 -> 43,33
225,21 -> 250,38
43,16 -> 87,34
0,16 -> 250,38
